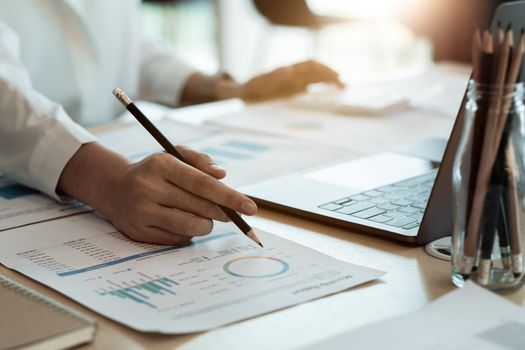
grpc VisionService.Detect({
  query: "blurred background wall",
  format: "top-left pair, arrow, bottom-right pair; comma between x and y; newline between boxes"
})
142,0 -> 510,83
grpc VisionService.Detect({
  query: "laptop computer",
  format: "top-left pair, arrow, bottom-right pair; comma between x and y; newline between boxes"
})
240,2 -> 523,245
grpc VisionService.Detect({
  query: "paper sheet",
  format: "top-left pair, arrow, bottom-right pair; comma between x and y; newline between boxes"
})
0,213 -> 384,333
0,173 -> 90,231
302,281 -> 525,350
208,66 -> 468,154
208,102 -> 456,154
288,65 -> 468,118
363,65 -> 469,118
98,119 -> 349,187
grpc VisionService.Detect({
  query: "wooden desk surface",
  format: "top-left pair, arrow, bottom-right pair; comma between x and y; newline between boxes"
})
2,63 -> 524,350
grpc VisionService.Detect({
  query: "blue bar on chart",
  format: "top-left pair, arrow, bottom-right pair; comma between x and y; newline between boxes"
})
200,147 -> 252,161
198,139 -> 270,164
223,140 -> 269,152
0,183 -> 39,200
97,276 -> 179,309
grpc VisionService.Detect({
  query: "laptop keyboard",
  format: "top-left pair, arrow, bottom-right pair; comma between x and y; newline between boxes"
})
318,171 -> 437,230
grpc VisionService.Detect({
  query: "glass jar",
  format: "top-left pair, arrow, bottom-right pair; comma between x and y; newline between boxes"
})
452,80 -> 525,291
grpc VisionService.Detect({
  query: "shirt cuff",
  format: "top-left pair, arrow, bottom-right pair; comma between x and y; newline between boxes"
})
28,116 -> 97,202
139,53 -> 198,107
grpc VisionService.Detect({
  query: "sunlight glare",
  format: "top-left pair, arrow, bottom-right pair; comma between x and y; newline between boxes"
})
308,0 -> 423,20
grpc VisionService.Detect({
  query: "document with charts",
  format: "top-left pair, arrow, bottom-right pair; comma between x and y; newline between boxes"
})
0,173 -> 90,231
98,119 -> 348,187
0,213 -> 384,333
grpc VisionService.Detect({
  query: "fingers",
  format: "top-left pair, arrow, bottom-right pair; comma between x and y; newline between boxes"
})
151,180 -> 229,222
145,205 -> 215,237
162,157 -> 257,216
132,226 -> 193,246
293,60 -> 345,88
175,145 -> 226,180
111,151 -> 256,244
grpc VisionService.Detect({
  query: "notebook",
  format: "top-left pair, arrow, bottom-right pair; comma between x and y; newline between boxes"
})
0,274 -> 96,350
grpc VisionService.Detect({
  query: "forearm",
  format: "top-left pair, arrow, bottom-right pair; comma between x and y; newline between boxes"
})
57,142 -> 130,216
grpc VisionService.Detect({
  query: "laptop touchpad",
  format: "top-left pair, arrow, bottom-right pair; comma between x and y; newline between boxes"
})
304,152 -> 436,192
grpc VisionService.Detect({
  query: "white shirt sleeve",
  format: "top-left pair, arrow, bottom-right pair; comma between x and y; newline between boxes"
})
0,22 -> 96,201
138,38 -> 198,106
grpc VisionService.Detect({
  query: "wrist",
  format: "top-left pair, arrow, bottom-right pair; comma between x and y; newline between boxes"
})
58,142 -> 130,216
180,72 -> 242,105
212,73 -> 243,100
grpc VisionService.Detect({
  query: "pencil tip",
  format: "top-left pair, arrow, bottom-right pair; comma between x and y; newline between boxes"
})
246,229 -> 264,248
507,22 -> 512,31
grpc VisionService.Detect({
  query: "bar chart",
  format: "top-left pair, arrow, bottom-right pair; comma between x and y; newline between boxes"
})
127,138 -> 270,165
96,274 -> 179,309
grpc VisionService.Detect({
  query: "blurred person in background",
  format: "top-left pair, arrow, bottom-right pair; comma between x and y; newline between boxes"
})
0,0 -> 342,245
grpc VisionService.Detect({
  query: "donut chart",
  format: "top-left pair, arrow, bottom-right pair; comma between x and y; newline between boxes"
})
223,256 -> 289,278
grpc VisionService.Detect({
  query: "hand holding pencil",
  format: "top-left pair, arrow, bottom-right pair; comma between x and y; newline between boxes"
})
112,88 -> 263,247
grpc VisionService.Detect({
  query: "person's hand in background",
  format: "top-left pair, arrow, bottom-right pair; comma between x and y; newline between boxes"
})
181,60 -> 344,104
58,143 -> 257,245
241,60 -> 345,100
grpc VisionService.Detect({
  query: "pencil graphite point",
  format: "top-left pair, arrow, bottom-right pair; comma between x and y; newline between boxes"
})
247,229 -> 264,248
112,87 -> 132,107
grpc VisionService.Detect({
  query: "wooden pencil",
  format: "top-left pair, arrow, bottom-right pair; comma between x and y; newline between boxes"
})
505,142 -> 523,277
465,31 -> 493,262
462,30 -> 513,276
461,32 -> 495,276
472,28 -> 482,81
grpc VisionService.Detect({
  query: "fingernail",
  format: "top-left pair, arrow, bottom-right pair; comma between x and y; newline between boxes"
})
241,201 -> 257,214
209,162 -> 224,171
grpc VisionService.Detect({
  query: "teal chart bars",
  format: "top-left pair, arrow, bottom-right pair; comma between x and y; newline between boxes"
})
97,274 -> 179,309
0,213 -> 384,333
0,179 -> 38,200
